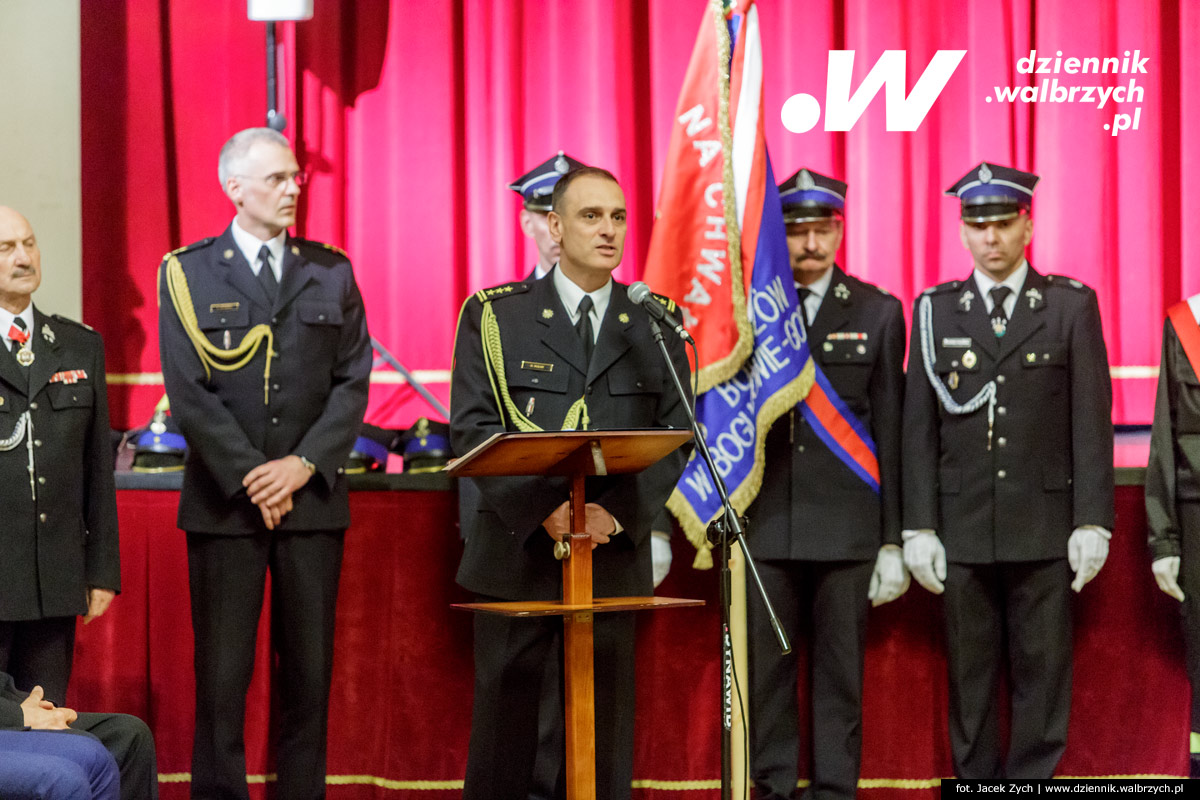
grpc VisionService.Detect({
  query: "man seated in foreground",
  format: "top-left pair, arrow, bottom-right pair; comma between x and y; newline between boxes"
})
0,670 -> 158,800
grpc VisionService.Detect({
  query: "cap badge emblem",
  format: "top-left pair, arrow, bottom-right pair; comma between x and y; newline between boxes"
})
978,163 -> 993,183
554,152 -> 569,174
798,169 -> 816,191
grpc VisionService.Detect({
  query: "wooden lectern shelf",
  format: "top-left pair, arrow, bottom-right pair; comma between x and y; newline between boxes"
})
453,596 -> 704,617
446,428 -> 693,478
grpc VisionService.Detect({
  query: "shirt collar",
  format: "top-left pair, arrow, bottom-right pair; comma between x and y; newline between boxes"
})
973,259 -> 1029,301
0,303 -> 34,348
796,265 -> 835,300
231,218 -> 287,277
552,264 -> 613,325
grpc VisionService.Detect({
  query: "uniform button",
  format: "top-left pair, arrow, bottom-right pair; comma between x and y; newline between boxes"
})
997,437 -> 1007,447
997,406 -> 1007,416
34,439 -> 42,447
39,513 -> 47,522
996,375 -> 1006,385
272,417 -> 280,425
531,377 -> 539,384
636,381 -> 644,388
271,317 -> 279,325
797,445 -> 805,453
29,401 -> 37,410
37,476 -> 45,485
337,467 -> 345,474
272,383 -> 281,391
997,469 -> 1007,479
587,385 -> 594,395
318,314 -> 326,321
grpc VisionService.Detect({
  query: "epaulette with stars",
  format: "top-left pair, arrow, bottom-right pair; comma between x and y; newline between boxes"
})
291,236 -> 349,259
51,314 -> 96,333
473,281 -> 531,303
651,292 -> 677,312
1044,275 -> 1093,292
921,279 -> 964,297
160,237 -> 214,262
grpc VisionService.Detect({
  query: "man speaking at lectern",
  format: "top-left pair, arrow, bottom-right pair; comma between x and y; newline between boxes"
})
450,166 -> 692,800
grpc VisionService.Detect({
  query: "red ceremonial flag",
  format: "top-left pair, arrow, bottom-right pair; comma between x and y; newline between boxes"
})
643,1 -> 752,393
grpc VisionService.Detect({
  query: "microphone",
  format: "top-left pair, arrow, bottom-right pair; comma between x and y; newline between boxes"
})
627,282 -> 694,342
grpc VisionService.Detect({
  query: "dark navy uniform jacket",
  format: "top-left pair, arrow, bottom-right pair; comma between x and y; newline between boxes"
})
450,270 -> 691,600
158,226 -> 372,535
0,308 -> 119,620
902,265 -> 1114,563
749,266 -> 905,562
1146,312 -> 1200,561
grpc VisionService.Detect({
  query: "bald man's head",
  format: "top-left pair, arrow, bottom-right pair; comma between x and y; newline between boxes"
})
0,207 -> 42,313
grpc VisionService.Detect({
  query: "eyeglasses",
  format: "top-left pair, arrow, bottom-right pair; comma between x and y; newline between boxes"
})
235,170 -> 309,189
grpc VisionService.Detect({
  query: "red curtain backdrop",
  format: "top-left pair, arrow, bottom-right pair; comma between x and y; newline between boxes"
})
82,0 -> 1194,430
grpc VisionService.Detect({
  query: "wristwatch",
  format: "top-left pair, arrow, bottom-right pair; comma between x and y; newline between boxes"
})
298,456 -> 317,476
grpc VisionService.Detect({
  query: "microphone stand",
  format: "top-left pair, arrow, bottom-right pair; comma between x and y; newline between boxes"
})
647,318 -> 790,800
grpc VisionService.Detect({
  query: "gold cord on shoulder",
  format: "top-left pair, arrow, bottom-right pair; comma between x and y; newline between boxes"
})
164,255 -> 276,405
480,301 -> 588,432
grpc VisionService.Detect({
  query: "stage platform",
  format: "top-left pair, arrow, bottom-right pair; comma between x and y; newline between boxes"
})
65,431 -> 1188,797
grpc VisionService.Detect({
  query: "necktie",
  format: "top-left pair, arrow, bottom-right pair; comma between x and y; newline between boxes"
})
257,245 -> 278,303
576,295 -> 595,366
989,286 -> 1012,337
796,287 -> 813,328
9,317 -> 28,354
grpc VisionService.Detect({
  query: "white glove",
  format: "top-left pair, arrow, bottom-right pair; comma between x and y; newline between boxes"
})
1151,556 -> 1185,602
902,529 -> 946,594
1067,525 -> 1111,592
651,530 -> 672,588
868,545 -> 910,606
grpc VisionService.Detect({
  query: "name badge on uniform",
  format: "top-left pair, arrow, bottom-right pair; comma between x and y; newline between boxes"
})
209,302 -> 240,312
942,337 -> 972,348
520,361 -> 554,372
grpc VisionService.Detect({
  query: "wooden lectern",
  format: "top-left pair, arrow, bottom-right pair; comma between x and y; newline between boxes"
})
449,430 -> 702,800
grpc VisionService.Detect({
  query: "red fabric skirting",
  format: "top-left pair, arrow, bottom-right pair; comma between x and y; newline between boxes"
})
67,485 -> 1189,798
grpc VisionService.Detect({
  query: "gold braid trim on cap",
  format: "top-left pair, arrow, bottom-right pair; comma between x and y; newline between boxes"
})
480,300 -> 589,432
164,255 -> 276,405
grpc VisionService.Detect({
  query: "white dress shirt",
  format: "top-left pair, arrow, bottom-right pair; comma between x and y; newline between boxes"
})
552,264 -> 611,343
231,218 -> 286,283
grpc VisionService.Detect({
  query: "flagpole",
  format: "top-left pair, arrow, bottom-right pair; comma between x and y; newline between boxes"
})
644,316 -> 790,799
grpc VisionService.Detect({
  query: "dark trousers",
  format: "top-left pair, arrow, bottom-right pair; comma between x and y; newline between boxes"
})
531,635 -> 565,800
463,606 -> 636,800
0,617 -> 77,707
1178,506 -> 1200,775
748,560 -> 873,800
186,530 -> 344,800
943,560 -> 1073,779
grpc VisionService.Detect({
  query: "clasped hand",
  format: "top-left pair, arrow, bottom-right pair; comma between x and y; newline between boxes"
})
20,685 -> 77,730
243,455 -> 312,530
542,501 -> 617,550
